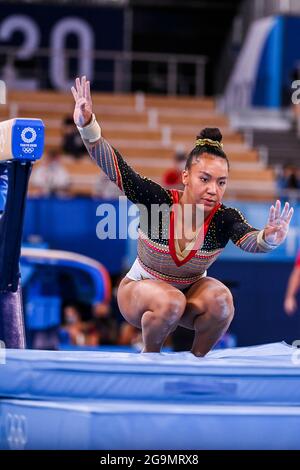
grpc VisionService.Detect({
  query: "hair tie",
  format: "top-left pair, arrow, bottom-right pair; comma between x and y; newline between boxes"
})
195,138 -> 223,150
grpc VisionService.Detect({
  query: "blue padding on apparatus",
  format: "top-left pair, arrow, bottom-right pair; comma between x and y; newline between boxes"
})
0,343 -> 300,404
12,119 -> 44,161
1,398 -> 300,450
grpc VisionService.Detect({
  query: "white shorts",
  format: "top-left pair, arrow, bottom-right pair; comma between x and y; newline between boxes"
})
125,258 -> 207,291
126,258 -> 157,282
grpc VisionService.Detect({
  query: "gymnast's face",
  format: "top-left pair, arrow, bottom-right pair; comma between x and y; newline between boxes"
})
182,153 -> 228,209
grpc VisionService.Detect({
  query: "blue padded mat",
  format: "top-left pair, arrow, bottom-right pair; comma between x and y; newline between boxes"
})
1,398 -> 300,450
0,343 -> 300,404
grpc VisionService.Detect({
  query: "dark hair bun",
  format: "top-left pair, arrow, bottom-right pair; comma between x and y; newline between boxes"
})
197,128 -> 222,143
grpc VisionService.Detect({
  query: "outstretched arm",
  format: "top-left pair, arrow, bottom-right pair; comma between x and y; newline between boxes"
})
71,76 -> 171,205
228,200 -> 294,253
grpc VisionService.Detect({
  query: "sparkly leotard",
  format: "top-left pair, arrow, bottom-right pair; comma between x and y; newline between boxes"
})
86,136 -> 276,289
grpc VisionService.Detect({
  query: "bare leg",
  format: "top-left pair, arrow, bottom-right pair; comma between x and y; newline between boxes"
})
117,276 -> 186,353
179,277 -> 234,356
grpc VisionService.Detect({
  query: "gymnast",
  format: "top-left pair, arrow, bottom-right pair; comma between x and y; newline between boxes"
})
72,76 -> 294,356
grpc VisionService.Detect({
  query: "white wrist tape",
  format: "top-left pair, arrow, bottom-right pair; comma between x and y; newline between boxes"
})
257,229 -> 278,251
77,113 -> 101,143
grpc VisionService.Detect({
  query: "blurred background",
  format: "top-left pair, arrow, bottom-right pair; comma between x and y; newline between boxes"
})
1,0 -> 300,351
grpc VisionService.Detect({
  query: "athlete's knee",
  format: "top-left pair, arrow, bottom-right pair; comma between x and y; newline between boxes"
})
208,288 -> 234,324
146,290 -> 186,326
157,291 -> 186,319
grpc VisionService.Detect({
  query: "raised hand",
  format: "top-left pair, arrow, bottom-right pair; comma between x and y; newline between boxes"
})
71,76 -> 93,128
263,200 -> 294,246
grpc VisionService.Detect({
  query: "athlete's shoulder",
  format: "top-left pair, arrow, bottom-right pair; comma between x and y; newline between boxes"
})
217,204 -> 246,218
213,204 -> 251,230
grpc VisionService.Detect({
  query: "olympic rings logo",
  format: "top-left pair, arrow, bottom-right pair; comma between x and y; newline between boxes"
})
21,127 -> 37,144
5,413 -> 28,450
22,147 -> 34,154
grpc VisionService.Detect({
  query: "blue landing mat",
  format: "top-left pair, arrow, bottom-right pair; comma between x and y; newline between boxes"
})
1,398 -> 300,450
0,343 -> 300,404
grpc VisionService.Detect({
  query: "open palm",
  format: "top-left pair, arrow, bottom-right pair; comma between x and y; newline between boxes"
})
71,76 -> 93,128
264,200 -> 294,245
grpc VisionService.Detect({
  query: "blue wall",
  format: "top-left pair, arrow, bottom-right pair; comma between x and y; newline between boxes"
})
24,197 -> 128,274
253,16 -> 283,107
210,259 -> 300,347
253,15 -> 300,107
